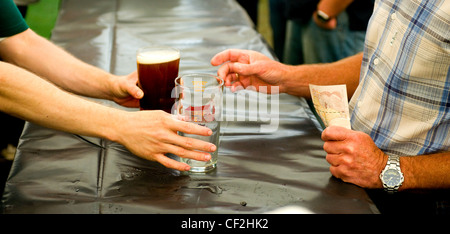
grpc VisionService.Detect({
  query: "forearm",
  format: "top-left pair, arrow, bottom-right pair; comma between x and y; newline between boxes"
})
399,152 -> 450,190
0,62 -> 121,141
281,53 -> 362,99
0,29 -> 116,100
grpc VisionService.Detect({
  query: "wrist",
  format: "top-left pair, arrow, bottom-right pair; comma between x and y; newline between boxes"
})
98,107 -> 127,143
280,64 -> 312,97
276,63 -> 293,94
316,10 -> 331,23
380,155 -> 404,193
104,74 -> 121,101
375,153 -> 389,189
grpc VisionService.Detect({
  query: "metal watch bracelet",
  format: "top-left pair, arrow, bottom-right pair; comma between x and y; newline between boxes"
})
381,155 -> 404,193
316,10 -> 331,22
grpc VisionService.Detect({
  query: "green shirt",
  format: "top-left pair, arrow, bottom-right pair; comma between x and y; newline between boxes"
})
0,0 -> 29,37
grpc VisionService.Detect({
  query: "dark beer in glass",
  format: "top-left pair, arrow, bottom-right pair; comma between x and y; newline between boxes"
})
136,46 -> 180,112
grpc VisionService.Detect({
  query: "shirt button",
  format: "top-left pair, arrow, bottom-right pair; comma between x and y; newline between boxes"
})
373,58 -> 380,65
391,13 -> 397,20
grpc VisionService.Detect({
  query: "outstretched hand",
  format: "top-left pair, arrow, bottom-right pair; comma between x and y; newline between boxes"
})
117,110 -> 217,171
211,49 -> 284,93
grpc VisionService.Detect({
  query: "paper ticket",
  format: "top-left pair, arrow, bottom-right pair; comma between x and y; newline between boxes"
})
309,84 -> 351,129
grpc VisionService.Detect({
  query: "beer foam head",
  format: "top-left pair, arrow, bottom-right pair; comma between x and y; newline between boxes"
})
137,50 -> 180,64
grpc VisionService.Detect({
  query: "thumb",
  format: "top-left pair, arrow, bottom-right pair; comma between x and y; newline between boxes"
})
121,72 -> 143,99
128,83 -> 144,99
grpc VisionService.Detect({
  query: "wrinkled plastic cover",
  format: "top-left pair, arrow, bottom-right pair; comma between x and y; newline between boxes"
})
1,0 -> 378,214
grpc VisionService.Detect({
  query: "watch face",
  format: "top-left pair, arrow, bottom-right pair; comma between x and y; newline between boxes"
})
382,168 -> 403,187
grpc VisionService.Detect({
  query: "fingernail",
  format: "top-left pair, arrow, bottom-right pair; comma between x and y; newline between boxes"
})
204,154 -> 211,160
210,144 -> 217,152
184,165 -> 191,171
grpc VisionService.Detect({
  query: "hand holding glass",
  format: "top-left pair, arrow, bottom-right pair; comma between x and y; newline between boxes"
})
174,74 -> 224,173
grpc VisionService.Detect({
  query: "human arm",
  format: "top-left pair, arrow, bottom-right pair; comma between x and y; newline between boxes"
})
0,62 -> 215,171
210,49 -> 362,99
0,29 -> 143,107
322,126 -> 450,190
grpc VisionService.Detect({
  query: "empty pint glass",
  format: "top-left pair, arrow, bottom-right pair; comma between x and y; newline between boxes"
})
136,45 -> 180,112
174,74 -> 224,173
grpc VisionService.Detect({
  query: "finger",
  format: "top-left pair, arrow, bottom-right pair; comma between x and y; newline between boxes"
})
154,153 -> 191,171
321,126 -> 352,142
129,83 -> 144,99
329,165 -> 343,179
232,62 -> 256,76
230,82 -> 245,92
171,120 -> 213,136
169,133 -> 216,152
164,142 -> 212,161
218,62 -> 252,77
172,114 -> 188,122
210,49 -> 249,66
325,153 -> 341,167
210,50 -> 230,66
217,62 -> 251,86
238,75 -> 255,88
323,140 -> 342,155
217,62 -> 236,86
123,98 -> 141,108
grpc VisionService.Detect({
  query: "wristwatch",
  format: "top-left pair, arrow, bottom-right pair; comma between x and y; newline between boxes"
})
316,10 -> 331,22
380,155 -> 404,193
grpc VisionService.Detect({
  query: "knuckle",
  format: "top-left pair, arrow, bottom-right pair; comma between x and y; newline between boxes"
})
152,142 -> 165,153
184,138 -> 194,148
158,131 -> 171,141
345,145 -> 356,155
154,110 -> 168,123
350,131 -> 367,143
176,147 -> 188,157
183,122 -> 195,133
342,156 -> 353,165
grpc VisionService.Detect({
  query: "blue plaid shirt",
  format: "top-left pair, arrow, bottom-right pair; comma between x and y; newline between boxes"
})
349,0 -> 450,156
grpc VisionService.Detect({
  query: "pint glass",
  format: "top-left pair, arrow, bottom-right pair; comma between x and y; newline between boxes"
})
136,46 -> 180,112
174,74 -> 224,173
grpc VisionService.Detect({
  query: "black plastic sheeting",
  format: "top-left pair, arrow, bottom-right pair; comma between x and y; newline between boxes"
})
1,0 -> 378,213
